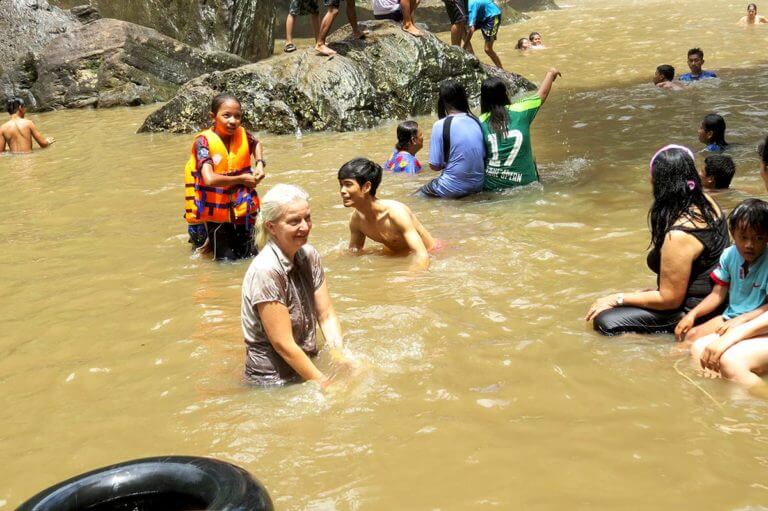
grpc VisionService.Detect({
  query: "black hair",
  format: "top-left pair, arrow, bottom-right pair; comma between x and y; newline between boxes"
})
395,120 -> 419,151
437,80 -> 470,119
480,77 -> 510,135
704,154 -> 736,189
758,135 -> 768,164
7,97 -> 24,115
649,147 -> 721,252
515,37 -> 528,49
701,113 -> 728,147
728,198 -> 768,236
210,93 -> 241,114
337,157 -> 382,197
688,47 -> 704,59
656,65 -> 675,81
529,31 -> 541,41
748,3 -> 758,10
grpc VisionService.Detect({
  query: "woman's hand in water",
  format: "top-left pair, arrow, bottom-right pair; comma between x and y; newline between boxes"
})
585,293 -> 620,321
45,136 -> 55,145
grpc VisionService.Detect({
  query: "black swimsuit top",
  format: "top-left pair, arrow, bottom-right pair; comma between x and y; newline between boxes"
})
646,212 -> 729,309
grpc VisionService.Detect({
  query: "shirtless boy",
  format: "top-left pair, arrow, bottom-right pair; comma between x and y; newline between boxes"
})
338,157 -> 437,270
1,98 -> 54,153
653,64 -> 684,90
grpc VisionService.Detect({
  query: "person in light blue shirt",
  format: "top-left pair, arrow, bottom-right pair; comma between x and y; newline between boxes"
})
464,0 -> 503,68
421,80 -> 485,198
675,199 -> 768,342
679,48 -> 717,81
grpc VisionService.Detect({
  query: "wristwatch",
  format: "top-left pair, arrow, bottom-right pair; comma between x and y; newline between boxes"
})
616,293 -> 624,306
255,158 -> 266,167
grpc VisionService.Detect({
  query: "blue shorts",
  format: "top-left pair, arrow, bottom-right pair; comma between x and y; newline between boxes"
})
479,15 -> 501,41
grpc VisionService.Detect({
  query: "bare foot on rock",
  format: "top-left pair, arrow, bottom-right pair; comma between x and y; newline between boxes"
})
402,23 -> 423,37
352,27 -> 370,39
314,43 -> 337,56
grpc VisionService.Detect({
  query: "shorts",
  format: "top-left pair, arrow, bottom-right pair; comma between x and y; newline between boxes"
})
442,0 -> 468,25
374,9 -> 404,22
479,15 -> 501,41
324,0 -> 342,8
289,0 -> 319,16
206,222 -> 256,261
188,224 -> 207,248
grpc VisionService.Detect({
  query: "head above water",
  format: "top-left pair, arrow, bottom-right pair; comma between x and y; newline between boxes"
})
687,48 -> 705,74
209,93 -> 242,137
395,120 -> 423,153
748,3 -> 758,15
480,77 -> 511,135
648,145 -> 719,251
437,80 -> 470,119
703,154 -> 736,189
337,157 -> 382,197
254,184 -> 311,251
699,113 -> 728,146
7,97 -> 24,115
654,64 -> 675,83
529,32 -> 542,45
728,198 -> 768,262
758,135 -> 768,165
516,37 -> 531,50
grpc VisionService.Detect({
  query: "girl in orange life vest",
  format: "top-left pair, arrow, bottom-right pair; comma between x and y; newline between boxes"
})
185,93 -> 265,260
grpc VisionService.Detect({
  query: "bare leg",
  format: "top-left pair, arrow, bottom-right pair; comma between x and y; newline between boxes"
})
685,315 -> 726,343
484,40 -> 502,68
450,23 -> 462,45
346,0 -> 368,38
400,0 -> 423,36
719,339 -> 768,393
310,12 -> 320,40
285,14 -> 296,46
461,24 -> 474,54
315,5 -> 339,55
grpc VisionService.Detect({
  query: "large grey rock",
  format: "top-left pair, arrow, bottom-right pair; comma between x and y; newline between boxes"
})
31,18 -> 247,110
139,20 -> 535,135
0,0 -> 78,108
51,0 -> 278,61
274,0 -> 529,39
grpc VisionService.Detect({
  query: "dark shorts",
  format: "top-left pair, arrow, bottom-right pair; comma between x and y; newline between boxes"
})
188,224 -> 207,249
479,14 -> 501,41
289,0 -> 319,16
206,222 -> 256,261
442,0 -> 468,25
374,9 -> 403,22
324,0 -> 342,8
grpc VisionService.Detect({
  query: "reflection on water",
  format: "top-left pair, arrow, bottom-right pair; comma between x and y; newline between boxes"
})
3,0 -> 768,509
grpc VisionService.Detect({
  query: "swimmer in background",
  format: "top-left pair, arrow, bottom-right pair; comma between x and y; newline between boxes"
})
0,98 -> 54,153
515,37 -> 531,50
699,113 -> 729,152
529,31 -> 545,49
384,120 -> 423,174
739,3 -> 768,24
759,136 -> 768,192
653,64 -> 684,90
679,48 -> 717,81
339,157 -> 438,270
700,154 -> 736,191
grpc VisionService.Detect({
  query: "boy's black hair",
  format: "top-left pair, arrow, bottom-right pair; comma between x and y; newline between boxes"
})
688,47 -> 704,59
728,198 -> 768,236
656,64 -> 675,81
210,93 -> 241,114
395,120 -> 419,151
338,157 -> 382,197
7,97 -> 24,115
704,154 -> 736,189
758,136 -> 768,164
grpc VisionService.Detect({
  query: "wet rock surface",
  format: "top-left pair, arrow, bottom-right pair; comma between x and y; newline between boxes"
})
31,18 -> 247,110
139,20 -> 536,135
51,0 -> 278,61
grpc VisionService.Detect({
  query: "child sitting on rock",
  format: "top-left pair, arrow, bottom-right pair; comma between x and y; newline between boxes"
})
384,120 -> 423,174
464,0 -> 503,68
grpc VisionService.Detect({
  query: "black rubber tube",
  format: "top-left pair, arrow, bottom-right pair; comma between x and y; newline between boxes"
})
16,456 -> 274,511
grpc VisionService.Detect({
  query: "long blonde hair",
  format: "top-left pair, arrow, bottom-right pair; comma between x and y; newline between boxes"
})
255,184 -> 310,251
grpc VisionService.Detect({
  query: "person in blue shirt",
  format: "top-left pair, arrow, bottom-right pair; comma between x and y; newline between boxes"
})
464,0 -> 503,68
384,120 -> 423,174
679,48 -> 717,81
420,80 -> 486,199
676,199 -> 768,342
698,113 -> 729,152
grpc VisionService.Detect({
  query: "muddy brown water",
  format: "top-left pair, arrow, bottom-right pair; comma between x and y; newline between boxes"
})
3,0 -> 768,508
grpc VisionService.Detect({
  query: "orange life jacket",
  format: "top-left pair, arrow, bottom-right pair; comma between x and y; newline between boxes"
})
184,127 -> 260,224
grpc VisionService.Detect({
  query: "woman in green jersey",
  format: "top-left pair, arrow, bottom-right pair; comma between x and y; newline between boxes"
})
479,68 -> 561,190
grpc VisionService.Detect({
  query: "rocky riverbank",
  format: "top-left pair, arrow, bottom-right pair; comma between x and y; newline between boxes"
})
139,20 -> 536,135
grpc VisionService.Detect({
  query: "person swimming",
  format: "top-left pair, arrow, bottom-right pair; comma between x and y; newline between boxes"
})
679,48 -> 717,81
653,64 -> 684,90
699,113 -> 729,152
515,37 -> 531,50
739,3 -> 768,24
0,98 -> 55,153
529,31 -> 545,49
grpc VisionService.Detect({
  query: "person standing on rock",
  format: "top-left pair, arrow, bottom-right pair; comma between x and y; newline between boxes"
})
464,0 -> 504,68
0,98 -> 54,153
184,93 -> 264,260
315,0 -> 368,56
373,0 -> 423,36
284,0 -> 321,52
442,0 -> 474,53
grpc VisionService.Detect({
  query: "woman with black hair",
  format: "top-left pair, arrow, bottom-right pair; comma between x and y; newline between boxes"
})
479,68 -> 560,190
758,135 -> 768,192
698,113 -> 729,152
420,80 -> 486,198
586,145 -> 729,336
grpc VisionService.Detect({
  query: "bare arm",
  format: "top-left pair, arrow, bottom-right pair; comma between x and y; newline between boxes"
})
675,285 -> 727,341
30,123 -> 54,148
201,162 -> 257,188
390,206 -> 430,270
0,132 -> 6,152
761,165 -> 768,194
537,68 -> 561,104
250,139 -> 265,184
257,301 -> 327,384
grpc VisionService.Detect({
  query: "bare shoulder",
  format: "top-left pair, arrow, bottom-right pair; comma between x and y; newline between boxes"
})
379,199 -> 412,216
